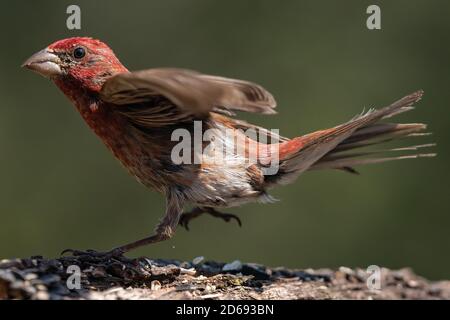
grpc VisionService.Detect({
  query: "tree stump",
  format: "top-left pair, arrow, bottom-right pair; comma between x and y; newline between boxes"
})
0,254 -> 448,300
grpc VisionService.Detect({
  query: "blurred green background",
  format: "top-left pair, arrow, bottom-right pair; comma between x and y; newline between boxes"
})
0,0 -> 449,280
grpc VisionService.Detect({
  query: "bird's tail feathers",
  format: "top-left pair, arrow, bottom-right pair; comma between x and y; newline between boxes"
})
274,90 -> 435,184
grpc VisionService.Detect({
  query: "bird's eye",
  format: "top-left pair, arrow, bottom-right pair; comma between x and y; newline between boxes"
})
73,47 -> 86,59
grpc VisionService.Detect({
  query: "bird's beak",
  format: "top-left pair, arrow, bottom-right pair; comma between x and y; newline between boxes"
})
22,49 -> 62,78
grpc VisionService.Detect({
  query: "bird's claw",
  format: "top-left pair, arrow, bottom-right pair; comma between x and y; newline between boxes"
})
179,215 -> 193,231
178,208 -> 242,231
214,213 -> 242,227
61,248 -> 94,256
60,248 -> 125,260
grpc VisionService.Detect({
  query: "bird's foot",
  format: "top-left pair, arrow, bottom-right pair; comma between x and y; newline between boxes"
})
179,207 -> 203,231
60,248 -> 128,262
179,207 -> 242,231
206,208 -> 242,227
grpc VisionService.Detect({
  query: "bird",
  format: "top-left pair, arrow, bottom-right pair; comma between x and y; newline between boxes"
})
22,37 -> 435,257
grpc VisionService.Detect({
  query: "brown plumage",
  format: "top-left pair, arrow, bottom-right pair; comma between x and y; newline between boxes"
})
22,37 -> 435,256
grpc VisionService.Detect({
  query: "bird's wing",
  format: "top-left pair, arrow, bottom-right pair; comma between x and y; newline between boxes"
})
100,68 -> 277,121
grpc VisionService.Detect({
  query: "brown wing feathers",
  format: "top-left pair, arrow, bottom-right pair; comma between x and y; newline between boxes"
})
100,68 -> 277,128
199,75 -> 277,114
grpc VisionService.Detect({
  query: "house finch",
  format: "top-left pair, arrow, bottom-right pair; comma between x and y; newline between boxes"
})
22,37 -> 434,256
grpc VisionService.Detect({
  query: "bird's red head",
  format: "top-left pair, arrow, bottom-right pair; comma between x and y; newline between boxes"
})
23,37 -> 128,92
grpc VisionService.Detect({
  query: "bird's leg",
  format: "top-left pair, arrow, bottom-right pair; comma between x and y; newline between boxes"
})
111,224 -> 174,254
179,206 -> 242,231
62,232 -> 171,260
61,228 -> 171,259
62,190 -> 184,257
